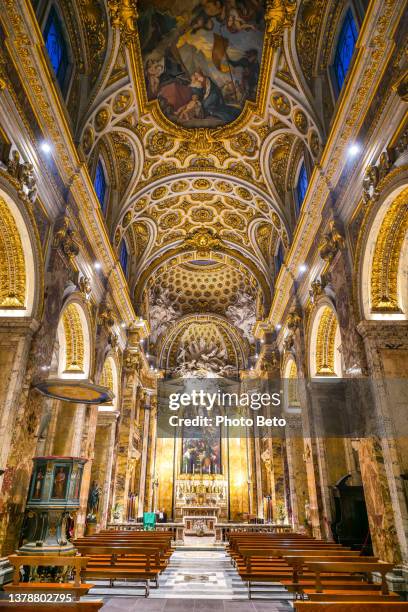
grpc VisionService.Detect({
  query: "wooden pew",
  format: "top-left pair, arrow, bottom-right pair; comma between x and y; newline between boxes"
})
283,553 -> 377,584
304,561 -> 394,595
3,555 -> 93,601
75,544 -> 162,597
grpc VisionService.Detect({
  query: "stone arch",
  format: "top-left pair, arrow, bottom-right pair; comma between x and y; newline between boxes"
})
309,301 -> 342,377
0,188 -> 39,318
57,299 -> 92,379
360,185 -> 408,320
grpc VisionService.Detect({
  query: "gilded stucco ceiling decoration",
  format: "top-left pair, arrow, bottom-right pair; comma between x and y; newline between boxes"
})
275,48 -> 297,89
269,132 -> 296,197
256,222 -> 280,264
77,0 -> 109,86
80,87 -> 138,159
108,132 -> 135,199
126,221 -> 150,260
148,262 -> 257,317
107,44 -> 128,86
268,90 -> 322,160
115,187 -> 288,279
132,118 -> 267,186
295,0 -> 327,85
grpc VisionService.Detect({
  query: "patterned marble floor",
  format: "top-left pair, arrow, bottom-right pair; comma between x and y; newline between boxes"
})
86,549 -> 293,609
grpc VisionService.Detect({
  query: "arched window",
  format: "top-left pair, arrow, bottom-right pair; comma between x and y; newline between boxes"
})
333,8 -> 358,94
43,7 -> 69,93
296,162 -> 308,214
119,240 -> 128,277
94,159 -> 107,211
275,241 -> 284,277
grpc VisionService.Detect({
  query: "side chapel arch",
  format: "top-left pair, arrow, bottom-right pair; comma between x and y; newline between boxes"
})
309,301 -> 342,377
360,184 -> 408,321
57,299 -> 92,379
0,189 -> 38,317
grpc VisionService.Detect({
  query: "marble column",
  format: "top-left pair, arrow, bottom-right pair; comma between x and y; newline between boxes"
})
292,325 -> 329,540
91,412 -> 118,528
112,349 -> 141,522
357,320 -> 408,566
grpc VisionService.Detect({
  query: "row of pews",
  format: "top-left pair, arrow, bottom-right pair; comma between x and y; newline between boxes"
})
72,529 -> 173,596
1,529 -> 174,608
227,531 -> 408,609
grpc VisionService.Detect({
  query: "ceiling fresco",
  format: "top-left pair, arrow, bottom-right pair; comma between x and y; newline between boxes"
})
138,0 -> 265,128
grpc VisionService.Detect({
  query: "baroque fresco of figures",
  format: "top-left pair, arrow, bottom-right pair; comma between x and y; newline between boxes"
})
138,0 -> 265,127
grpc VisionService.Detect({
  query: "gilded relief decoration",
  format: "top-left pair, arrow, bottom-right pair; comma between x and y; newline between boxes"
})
370,187 -> 408,313
62,304 -> 85,373
0,197 -> 26,309
315,306 -> 338,376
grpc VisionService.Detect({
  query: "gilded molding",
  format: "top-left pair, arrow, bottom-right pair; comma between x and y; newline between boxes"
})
62,303 -> 85,372
0,196 -> 26,308
370,187 -> 408,313
315,306 -> 338,376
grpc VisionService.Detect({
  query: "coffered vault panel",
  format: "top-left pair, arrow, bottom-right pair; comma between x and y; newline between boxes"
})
149,262 -> 257,316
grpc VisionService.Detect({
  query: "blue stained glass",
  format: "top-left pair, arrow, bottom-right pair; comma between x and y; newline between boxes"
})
275,241 -> 284,277
120,240 -> 128,276
44,8 -> 68,92
296,162 -> 308,213
94,159 -> 107,210
333,9 -> 358,93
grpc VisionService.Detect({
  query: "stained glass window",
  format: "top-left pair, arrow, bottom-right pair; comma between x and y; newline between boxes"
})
120,240 -> 128,276
333,9 -> 358,94
296,162 -> 308,214
275,241 -> 285,277
94,159 -> 107,210
44,8 -> 69,92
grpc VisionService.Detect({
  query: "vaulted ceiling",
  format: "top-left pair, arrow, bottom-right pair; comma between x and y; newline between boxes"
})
70,0 -> 342,373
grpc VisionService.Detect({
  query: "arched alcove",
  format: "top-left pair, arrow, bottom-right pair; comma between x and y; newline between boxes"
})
361,185 -> 408,320
57,301 -> 92,379
309,302 -> 342,377
0,191 -> 36,317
